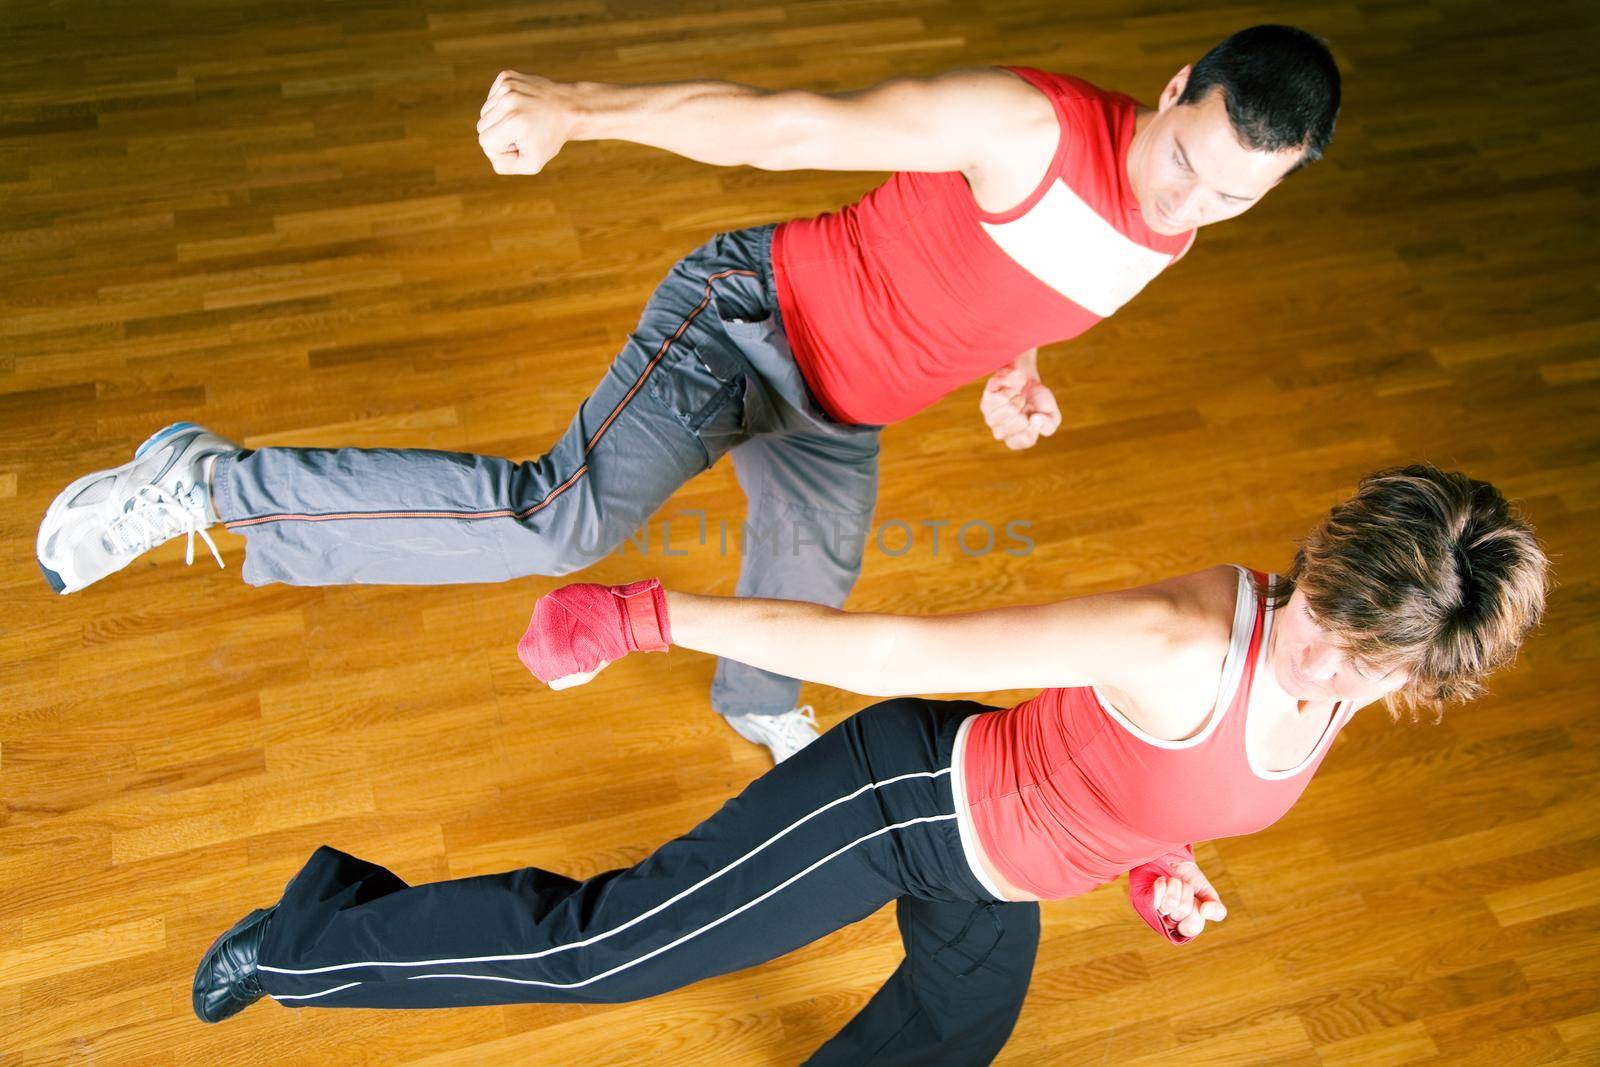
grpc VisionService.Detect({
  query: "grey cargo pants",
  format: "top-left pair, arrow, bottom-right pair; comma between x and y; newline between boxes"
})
210,225 -> 882,718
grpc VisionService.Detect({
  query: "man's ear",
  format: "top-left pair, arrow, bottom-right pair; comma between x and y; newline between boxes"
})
1157,64 -> 1192,113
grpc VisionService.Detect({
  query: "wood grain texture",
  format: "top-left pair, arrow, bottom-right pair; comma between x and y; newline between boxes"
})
3,0 -> 1597,1063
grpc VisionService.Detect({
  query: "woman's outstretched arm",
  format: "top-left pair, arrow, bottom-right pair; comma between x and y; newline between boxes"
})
664,588 -> 1175,696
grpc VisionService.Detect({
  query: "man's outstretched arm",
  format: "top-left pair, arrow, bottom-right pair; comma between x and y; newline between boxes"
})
476,68 -> 1057,190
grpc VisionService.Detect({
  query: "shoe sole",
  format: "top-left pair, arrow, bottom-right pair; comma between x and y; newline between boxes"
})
37,559 -> 65,594
36,421 -> 202,595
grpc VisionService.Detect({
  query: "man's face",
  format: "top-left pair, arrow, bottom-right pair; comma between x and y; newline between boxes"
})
1128,68 -> 1305,235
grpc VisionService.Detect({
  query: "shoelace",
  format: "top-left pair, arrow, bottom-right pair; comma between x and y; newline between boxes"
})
105,482 -> 225,571
773,705 -> 819,747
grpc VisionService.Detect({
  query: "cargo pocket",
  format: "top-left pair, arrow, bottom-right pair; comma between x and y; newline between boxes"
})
645,329 -> 749,468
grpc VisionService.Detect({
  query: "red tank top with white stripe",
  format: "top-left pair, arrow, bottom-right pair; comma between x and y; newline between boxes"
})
771,67 -> 1195,427
952,566 -> 1355,901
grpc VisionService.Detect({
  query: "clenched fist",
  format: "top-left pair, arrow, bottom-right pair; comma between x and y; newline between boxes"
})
477,70 -> 574,175
980,356 -> 1062,450
517,579 -> 673,689
1149,860 -> 1227,939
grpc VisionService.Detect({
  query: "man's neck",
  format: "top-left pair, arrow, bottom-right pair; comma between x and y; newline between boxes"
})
1127,105 -> 1154,193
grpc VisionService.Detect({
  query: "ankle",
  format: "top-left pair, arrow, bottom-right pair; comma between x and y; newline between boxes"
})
201,455 -> 222,525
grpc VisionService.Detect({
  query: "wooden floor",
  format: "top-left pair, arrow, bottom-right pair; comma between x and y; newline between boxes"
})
3,1 -> 1598,1063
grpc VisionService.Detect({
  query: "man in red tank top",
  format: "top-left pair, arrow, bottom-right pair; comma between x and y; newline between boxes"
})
38,27 -> 1341,763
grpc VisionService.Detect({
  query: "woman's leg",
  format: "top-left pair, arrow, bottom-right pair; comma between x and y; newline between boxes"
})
806,896 -> 1040,1066
230,698 -> 984,1011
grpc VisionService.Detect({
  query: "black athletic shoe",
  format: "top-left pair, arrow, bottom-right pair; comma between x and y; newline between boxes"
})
192,906 -> 275,1023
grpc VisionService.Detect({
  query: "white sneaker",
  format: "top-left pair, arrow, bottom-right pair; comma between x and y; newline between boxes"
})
37,421 -> 238,594
726,705 -> 821,764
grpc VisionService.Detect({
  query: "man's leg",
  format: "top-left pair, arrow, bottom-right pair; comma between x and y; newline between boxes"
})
710,424 -> 880,723
806,896 -> 1040,1066
214,254 -> 755,586
37,235 -> 760,592
690,255 -> 884,748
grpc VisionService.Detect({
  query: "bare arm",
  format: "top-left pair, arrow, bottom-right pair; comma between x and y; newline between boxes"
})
477,68 -> 1057,189
663,583 -> 1180,698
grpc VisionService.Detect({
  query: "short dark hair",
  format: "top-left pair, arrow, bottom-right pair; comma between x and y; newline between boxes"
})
1178,24 -> 1341,172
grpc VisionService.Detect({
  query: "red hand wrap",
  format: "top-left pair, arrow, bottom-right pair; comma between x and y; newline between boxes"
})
1126,844 -> 1197,945
517,579 -> 672,682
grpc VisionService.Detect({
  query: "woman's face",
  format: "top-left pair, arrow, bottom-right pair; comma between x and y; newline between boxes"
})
1267,588 -> 1410,706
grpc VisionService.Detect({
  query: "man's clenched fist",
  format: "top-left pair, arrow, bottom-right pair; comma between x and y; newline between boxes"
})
477,70 -> 574,175
980,353 -> 1062,450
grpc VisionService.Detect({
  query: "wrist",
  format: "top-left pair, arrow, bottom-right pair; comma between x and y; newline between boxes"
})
564,80 -> 651,143
559,80 -> 604,141
616,579 -> 671,651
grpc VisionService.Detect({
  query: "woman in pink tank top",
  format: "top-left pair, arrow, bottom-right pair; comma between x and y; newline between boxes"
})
199,464 -> 1549,1064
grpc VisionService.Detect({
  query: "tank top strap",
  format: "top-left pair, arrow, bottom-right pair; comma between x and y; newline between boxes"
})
1212,568 -> 1272,750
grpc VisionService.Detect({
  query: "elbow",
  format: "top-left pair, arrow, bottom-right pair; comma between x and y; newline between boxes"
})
818,662 -> 899,698
848,679 -> 902,699
844,621 -> 908,698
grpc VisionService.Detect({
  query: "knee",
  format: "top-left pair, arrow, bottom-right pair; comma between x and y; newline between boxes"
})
540,549 -> 599,579
504,529 -> 614,579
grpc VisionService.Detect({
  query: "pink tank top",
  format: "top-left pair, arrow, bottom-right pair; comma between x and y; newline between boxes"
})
772,67 -> 1195,427
953,566 -> 1355,900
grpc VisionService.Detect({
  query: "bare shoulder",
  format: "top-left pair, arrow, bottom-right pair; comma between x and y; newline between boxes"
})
855,67 -> 1054,128
954,68 -> 1061,211
1076,570 -> 1226,678
912,67 -> 1053,105
1164,565 -> 1245,639
965,67 -> 1058,116
1097,567 -> 1241,738
934,67 -> 1058,152
1166,566 -> 1245,685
